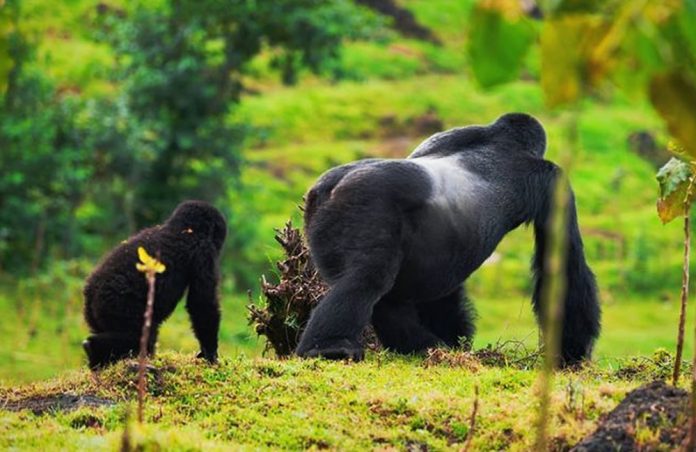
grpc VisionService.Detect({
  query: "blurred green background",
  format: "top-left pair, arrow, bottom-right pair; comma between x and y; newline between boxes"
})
1,0 -> 695,382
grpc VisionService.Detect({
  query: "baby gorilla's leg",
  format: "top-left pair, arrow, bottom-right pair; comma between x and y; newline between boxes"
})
83,332 -> 140,370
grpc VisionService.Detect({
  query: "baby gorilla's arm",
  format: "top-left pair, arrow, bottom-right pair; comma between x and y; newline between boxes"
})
186,248 -> 221,363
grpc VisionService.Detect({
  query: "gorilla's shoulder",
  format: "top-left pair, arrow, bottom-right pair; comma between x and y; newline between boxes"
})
409,113 -> 546,158
409,125 -> 489,158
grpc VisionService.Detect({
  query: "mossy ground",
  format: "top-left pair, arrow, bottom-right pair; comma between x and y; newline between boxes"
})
3,1 -> 694,449
1,351 -> 682,451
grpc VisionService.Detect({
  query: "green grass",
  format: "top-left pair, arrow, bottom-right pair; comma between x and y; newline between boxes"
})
0,265 -> 691,384
0,352 -> 675,450
2,0 -> 694,449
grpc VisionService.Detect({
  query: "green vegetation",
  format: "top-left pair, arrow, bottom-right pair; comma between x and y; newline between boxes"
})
2,0 -> 696,448
0,353 -> 675,450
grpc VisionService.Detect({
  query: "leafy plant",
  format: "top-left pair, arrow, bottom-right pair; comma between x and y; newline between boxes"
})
656,144 -> 696,448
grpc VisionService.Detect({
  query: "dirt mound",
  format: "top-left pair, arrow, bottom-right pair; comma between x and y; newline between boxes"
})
572,381 -> 688,451
3,393 -> 114,415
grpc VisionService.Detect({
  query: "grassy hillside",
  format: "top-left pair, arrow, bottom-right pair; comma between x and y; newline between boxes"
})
2,1 -> 695,449
0,0 -> 691,385
0,352 -> 680,450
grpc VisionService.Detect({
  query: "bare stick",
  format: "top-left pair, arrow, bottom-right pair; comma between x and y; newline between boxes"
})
674,179 -> 694,386
684,210 -> 695,450
462,385 -> 479,452
137,272 -> 156,423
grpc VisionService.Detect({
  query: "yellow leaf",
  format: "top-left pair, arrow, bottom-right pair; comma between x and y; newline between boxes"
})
657,186 -> 688,224
656,157 -> 696,224
136,246 -> 166,274
540,14 -> 611,107
479,0 -> 525,20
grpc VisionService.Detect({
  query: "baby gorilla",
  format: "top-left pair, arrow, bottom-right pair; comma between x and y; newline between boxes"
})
82,200 -> 226,369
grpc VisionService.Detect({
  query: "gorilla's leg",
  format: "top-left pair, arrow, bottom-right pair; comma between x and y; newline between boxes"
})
83,332 -> 140,369
83,328 -> 158,370
297,162 -> 431,360
296,251 -> 401,360
372,296 -> 441,353
417,286 -> 476,349
297,215 -> 405,359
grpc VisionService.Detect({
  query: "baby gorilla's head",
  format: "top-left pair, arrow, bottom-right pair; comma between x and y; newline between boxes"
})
166,200 -> 227,251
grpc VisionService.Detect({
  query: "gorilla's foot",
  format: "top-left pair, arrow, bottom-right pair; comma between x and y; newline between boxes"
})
297,338 -> 364,361
126,362 -> 160,374
82,339 -> 98,370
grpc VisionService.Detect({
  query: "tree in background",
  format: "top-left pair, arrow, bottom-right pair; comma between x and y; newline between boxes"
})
0,0 -> 377,277
0,0 -> 92,272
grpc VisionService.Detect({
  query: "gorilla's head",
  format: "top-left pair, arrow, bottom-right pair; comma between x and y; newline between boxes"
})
166,200 -> 227,251
493,113 -> 546,157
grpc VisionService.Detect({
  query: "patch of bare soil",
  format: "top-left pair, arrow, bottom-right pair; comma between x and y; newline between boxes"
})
572,381 -> 688,451
2,393 -> 114,415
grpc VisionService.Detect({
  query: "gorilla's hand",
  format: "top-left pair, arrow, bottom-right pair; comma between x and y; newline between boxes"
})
296,337 -> 364,361
197,350 -> 218,364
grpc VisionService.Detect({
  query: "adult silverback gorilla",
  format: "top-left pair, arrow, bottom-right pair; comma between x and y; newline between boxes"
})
296,113 -> 600,365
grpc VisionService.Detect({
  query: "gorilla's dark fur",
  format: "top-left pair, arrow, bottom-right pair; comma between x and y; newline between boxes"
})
83,200 -> 226,369
296,113 -> 600,366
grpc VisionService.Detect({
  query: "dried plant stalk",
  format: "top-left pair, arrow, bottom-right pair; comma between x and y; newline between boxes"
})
673,178 -> 693,386
533,174 -> 570,451
137,272 -> 156,423
249,220 -> 379,356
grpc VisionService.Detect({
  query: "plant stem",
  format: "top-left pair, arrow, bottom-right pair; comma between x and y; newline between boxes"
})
533,173 -> 570,451
137,272 -> 156,423
684,208 -> 696,451
462,385 -> 479,452
674,212 -> 690,386
533,114 -> 576,451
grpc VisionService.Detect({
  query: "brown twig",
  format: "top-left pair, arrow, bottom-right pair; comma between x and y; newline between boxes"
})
674,177 -> 694,386
120,405 -> 132,452
684,178 -> 696,450
137,272 -> 156,423
462,385 -> 479,452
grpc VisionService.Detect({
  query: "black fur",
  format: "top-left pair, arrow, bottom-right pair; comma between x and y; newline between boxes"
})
83,200 -> 226,369
296,113 -> 600,365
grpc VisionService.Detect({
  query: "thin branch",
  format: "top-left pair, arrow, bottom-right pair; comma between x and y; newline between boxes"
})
684,183 -> 695,450
462,385 -> 479,452
137,272 -> 156,423
673,176 -> 694,386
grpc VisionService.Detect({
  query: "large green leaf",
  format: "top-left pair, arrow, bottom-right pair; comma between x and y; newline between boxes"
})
467,3 -> 536,88
650,72 -> 696,160
656,157 -> 696,224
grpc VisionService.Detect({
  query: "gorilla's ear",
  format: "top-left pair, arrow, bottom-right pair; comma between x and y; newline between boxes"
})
494,113 -> 546,157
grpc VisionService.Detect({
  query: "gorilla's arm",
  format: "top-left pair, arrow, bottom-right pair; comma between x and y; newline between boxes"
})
186,245 -> 221,363
530,166 -> 600,365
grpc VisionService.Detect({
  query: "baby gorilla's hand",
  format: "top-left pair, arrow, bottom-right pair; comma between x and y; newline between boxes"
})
196,350 -> 218,364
